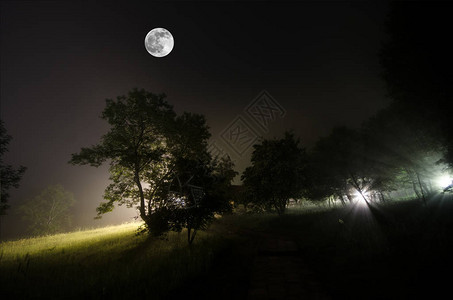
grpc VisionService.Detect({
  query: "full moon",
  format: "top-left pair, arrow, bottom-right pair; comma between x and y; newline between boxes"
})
144,28 -> 174,57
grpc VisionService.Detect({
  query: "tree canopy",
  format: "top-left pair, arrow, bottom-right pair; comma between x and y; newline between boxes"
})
241,132 -> 307,215
70,88 -> 236,243
303,103 -> 448,206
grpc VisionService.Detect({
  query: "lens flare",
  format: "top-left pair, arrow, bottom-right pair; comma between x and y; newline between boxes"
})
353,190 -> 369,204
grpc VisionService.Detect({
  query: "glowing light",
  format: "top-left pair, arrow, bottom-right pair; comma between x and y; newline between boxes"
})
353,190 -> 369,204
435,175 -> 453,188
353,190 -> 368,198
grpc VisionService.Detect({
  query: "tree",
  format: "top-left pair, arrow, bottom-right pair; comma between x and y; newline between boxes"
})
1,120 -> 26,215
70,88 -> 236,242
70,88 -> 176,235
308,127 -> 365,203
304,104 -> 447,205
379,2 -> 453,167
362,105 -> 446,202
305,126 -> 393,205
19,184 -> 75,235
1,120 -> 26,237
241,132 -> 307,215
168,155 -> 237,244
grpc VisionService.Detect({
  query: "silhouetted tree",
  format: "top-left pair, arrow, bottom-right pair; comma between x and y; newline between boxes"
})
70,88 -> 236,242
242,132 -> 307,215
305,104 -> 447,205
379,2 -> 453,167
362,104 -> 446,202
19,184 -> 75,235
169,155 -> 237,244
304,147 -> 349,204
0,120 -> 26,238
307,127 -> 372,204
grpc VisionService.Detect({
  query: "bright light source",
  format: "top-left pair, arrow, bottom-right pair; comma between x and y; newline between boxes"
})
435,175 -> 453,188
353,190 -> 369,203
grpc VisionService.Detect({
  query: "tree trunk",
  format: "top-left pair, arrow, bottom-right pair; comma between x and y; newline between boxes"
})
405,168 -> 422,200
134,170 -> 147,221
415,171 -> 427,205
411,178 -> 421,199
187,223 -> 197,245
350,172 -> 368,203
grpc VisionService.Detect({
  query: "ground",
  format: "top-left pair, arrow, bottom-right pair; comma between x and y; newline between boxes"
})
173,192 -> 453,299
2,193 -> 453,299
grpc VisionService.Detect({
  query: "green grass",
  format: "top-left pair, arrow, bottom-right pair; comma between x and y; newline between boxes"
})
1,222 -> 141,257
2,197 -> 453,299
0,221 -> 233,299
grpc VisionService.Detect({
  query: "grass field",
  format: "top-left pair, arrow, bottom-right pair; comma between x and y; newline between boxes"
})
2,195 -> 453,299
0,221 -> 233,299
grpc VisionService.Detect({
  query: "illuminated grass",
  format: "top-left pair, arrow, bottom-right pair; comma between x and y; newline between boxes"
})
1,222 -> 142,259
0,221 -> 231,299
3,198 -> 452,299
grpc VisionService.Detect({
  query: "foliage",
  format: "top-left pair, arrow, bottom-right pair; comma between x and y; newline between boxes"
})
379,2 -> 453,167
140,154 -> 238,244
362,105 -> 446,201
19,184 -> 75,235
70,88 -> 236,243
0,120 -> 26,216
305,127 -> 358,203
305,126 -> 392,204
299,3 -> 453,205
304,107 -> 448,204
300,3 -> 453,206
241,131 -> 307,215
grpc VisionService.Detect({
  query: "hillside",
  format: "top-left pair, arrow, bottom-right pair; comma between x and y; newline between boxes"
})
0,221 -> 232,299
2,196 -> 453,299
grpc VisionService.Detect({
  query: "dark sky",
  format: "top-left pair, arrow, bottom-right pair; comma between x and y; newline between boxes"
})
0,0 -> 390,234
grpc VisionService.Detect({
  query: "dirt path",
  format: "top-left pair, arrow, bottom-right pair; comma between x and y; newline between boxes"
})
247,235 -> 331,300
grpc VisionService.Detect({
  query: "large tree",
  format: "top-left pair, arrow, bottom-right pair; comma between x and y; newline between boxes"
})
70,88 -> 176,228
70,88 -> 235,241
241,132 -> 307,215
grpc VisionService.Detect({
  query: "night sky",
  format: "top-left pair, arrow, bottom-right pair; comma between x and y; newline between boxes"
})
0,1 -> 390,235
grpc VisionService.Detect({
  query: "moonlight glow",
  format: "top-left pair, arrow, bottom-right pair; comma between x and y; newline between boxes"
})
144,28 -> 174,57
